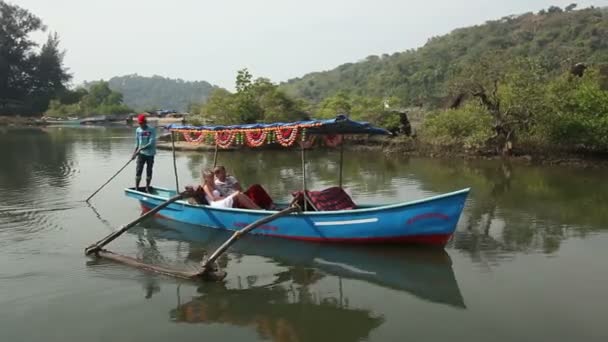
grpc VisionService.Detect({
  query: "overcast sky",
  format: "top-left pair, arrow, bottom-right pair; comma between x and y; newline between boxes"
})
15,0 -> 607,89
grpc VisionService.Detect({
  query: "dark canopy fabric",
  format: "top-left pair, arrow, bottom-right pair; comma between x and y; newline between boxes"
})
165,115 -> 390,136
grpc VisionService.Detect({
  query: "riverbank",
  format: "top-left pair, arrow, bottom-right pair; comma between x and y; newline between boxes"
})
0,116 -> 46,126
368,136 -> 608,168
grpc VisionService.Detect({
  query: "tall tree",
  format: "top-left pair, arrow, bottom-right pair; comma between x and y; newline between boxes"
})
0,1 -> 70,115
0,0 -> 44,111
31,33 -> 71,112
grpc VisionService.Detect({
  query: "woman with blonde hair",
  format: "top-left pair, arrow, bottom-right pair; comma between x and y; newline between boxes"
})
201,170 -> 261,209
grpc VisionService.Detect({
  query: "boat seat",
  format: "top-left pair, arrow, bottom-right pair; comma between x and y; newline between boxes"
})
291,187 -> 356,211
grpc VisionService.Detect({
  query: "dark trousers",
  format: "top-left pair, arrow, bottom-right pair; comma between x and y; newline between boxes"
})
136,154 -> 155,181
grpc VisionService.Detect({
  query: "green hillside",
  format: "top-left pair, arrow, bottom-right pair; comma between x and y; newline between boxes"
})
280,5 -> 608,107
103,74 -> 219,112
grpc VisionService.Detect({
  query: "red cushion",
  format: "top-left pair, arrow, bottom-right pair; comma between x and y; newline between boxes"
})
244,184 -> 274,209
292,187 -> 356,211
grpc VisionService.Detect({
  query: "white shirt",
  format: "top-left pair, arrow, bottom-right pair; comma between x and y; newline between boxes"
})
214,175 -> 238,196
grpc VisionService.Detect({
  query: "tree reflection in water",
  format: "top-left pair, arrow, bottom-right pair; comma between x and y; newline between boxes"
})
170,272 -> 384,342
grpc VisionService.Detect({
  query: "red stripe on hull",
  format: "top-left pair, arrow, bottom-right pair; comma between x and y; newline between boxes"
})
140,204 -> 170,219
140,204 -> 452,246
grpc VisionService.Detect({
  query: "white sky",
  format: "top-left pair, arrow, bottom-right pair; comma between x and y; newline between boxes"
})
14,0 -> 608,90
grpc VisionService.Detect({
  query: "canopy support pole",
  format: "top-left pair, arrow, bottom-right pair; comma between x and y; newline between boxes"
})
338,134 -> 344,188
171,131 -> 179,192
213,143 -> 219,167
301,142 -> 307,211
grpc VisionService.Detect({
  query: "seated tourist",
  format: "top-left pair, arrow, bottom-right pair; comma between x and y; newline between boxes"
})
213,165 -> 242,196
214,165 -> 276,210
201,170 -> 260,209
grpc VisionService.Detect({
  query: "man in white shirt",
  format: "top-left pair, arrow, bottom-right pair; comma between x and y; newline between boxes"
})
213,165 -> 242,196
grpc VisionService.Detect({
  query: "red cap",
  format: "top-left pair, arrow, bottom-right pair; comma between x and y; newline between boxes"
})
137,114 -> 147,124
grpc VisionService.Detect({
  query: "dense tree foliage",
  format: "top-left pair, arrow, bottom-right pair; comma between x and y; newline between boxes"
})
419,62 -> 608,153
280,6 -> 608,107
100,74 -> 218,112
279,5 -> 608,153
45,81 -> 132,117
0,1 -> 71,115
190,69 -> 308,125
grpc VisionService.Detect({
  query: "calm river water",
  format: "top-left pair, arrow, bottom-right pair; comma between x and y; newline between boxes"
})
0,126 -> 607,341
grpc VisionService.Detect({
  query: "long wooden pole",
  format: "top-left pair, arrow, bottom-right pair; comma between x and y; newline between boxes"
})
195,205 -> 300,276
85,191 -> 188,255
85,154 -> 137,202
171,131 -> 179,192
338,134 -> 344,188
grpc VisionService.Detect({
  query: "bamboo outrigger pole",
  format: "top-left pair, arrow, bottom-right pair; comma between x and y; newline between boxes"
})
85,191 -> 190,256
85,189 -> 300,281
193,204 -> 300,278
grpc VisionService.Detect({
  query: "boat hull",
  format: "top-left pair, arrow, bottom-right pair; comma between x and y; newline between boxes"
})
125,187 -> 469,246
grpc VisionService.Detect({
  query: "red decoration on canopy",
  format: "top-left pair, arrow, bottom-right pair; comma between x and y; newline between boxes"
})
323,134 -> 343,147
182,131 -> 205,144
245,130 -> 267,147
275,127 -> 299,147
215,131 -> 235,149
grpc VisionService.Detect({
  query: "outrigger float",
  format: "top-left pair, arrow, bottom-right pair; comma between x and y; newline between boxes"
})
85,115 -> 470,281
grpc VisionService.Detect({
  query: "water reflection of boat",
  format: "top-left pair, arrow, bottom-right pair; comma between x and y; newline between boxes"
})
171,281 -> 384,342
138,217 -> 466,309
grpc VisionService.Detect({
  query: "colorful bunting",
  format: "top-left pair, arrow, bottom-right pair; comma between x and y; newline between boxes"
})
173,122 -> 335,148
182,131 -> 205,144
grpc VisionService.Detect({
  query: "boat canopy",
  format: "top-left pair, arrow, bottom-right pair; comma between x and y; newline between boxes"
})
165,115 -> 390,148
166,115 -> 389,135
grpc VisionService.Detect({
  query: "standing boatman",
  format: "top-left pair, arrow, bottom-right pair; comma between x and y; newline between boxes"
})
132,113 -> 157,192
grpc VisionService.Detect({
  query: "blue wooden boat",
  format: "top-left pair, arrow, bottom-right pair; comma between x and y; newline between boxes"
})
126,186 -> 469,246
125,115 -> 470,246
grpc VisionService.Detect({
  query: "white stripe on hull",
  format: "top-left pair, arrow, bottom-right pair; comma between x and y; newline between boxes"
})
313,218 -> 378,226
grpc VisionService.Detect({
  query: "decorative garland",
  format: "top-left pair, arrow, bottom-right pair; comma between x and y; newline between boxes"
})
245,130 -> 267,147
172,122 -> 332,148
182,131 -> 205,144
275,127 -> 299,147
215,131 -> 235,149
323,134 -> 343,147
